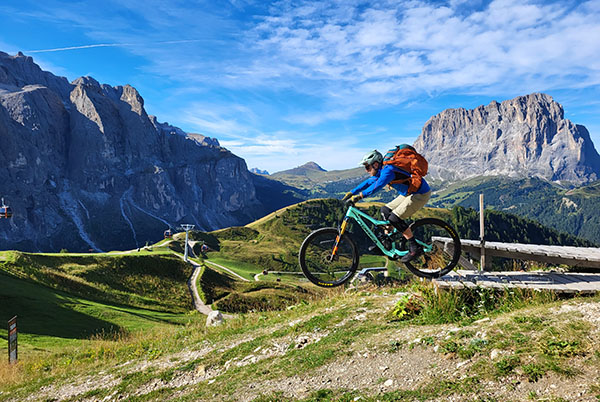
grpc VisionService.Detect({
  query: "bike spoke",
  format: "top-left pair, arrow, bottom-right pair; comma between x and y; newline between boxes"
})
299,228 -> 358,286
403,218 -> 461,278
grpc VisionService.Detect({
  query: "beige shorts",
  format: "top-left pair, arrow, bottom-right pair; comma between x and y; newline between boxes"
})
386,191 -> 431,219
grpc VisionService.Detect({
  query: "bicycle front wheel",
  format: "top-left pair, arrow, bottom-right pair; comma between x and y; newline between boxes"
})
403,218 -> 461,279
299,227 -> 359,287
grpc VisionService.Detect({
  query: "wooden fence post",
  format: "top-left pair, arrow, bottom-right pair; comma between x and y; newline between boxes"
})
8,316 -> 17,364
480,194 -> 486,271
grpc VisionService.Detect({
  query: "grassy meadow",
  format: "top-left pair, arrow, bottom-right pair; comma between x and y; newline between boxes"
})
1,198 -> 600,401
2,277 -> 599,401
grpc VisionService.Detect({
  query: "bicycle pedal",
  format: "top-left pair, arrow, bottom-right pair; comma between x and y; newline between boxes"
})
368,245 -> 383,255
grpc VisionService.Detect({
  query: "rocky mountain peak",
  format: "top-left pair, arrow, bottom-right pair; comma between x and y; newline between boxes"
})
414,93 -> 600,184
72,76 -> 101,88
299,162 -> 326,171
187,133 -> 220,147
0,51 -> 72,99
0,51 -> 272,252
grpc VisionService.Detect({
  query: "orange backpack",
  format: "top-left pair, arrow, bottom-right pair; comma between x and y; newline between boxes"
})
382,144 -> 428,194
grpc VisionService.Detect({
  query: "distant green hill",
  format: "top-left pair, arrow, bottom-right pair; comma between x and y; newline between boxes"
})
429,176 -> 600,244
270,163 -> 369,198
269,163 -> 600,244
0,250 -> 196,355
194,198 -> 593,277
198,199 -> 351,273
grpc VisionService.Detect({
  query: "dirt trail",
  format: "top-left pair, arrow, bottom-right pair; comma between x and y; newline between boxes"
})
186,260 -> 213,315
173,253 -> 213,315
13,293 -> 600,402
205,260 -> 250,282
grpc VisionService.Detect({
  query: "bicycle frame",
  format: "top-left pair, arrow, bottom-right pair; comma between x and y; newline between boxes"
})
334,205 -> 433,259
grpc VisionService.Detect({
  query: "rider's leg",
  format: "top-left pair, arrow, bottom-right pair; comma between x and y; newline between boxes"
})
388,211 -> 409,233
380,205 -> 392,220
388,212 -> 422,262
387,192 -> 432,262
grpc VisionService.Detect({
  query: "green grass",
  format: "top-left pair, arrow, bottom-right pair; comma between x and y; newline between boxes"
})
0,249 -> 201,361
0,252 -> 194,312
0,270 -> 193,355
389,282 -> 557,325
197,265 -> 322,313
1,278 -> 599,401
205,257 -> 261,280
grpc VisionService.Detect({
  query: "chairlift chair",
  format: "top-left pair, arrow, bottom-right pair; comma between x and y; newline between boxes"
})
0,198 -> 12,219
164,229 -> 173,239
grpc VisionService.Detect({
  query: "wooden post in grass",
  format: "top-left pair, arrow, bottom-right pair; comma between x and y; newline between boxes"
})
479,194 -> 486,271
8,316 -> 17,364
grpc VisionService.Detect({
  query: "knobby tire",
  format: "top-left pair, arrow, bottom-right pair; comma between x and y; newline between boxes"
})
299,227 -> 359,287
403,218 -> 461,278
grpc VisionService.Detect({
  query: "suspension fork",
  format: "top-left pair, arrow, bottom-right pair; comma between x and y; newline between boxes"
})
330,217 -> 350,258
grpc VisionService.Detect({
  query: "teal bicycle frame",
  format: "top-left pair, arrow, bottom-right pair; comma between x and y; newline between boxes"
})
338,205 -> 434,259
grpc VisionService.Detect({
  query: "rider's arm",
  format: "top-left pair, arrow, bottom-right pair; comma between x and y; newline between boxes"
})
350,176 -> 377,196
360,166 -> 395,197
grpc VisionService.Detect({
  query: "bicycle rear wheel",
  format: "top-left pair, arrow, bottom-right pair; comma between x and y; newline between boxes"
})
403,218 -> 461,279
299,227 -> 359,287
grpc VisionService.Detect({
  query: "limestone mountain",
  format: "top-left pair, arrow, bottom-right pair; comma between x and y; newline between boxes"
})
270,161 -> 367,196
414,93 -> 600,184
250,168 -> 269,175
273,161 -> 327,176
0,51 -> 290,252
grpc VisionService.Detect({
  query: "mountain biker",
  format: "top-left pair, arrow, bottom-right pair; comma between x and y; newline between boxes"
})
342,148 -> 432,263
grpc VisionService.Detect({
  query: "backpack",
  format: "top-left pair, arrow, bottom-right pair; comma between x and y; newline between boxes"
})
382,144 -> 428,194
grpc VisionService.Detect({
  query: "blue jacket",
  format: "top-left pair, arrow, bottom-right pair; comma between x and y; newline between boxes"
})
351,164 -> 430,197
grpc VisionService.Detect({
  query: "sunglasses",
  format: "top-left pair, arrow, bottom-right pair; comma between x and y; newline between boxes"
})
364,164 -> 373,171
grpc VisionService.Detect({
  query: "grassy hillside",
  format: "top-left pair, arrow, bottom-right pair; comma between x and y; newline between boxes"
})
429,176 -> 600,244
267,163 -> 600,244
189,198 -> 593,278
2,279 -> 599,401
0,251 -> 193,312
196,199 -> 388,276
201,199 -> 347,273
197,265 -> 322,313
0,249 -> 198,360
0,243 -> 322,361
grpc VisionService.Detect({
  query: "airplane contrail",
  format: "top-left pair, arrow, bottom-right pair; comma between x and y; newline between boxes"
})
25,39 -> 205,53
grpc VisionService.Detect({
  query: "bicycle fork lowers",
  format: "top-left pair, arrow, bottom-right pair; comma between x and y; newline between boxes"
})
330,217 -> 350,260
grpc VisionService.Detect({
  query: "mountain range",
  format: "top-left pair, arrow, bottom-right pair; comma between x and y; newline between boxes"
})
267,94 -> 600,244
0,51 -> 296,252
1,50 -> 599,251
415,93 -> 600,184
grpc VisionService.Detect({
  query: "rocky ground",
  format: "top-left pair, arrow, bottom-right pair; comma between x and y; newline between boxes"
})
8,293 -> 600,401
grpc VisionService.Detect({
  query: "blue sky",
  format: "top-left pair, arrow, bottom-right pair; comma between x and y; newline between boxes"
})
1,0 -> 599,173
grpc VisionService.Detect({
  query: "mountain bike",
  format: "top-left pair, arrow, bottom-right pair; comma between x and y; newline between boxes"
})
298,200 -> 461,287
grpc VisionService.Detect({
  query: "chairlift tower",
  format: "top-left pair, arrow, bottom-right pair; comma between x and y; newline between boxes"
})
179,224 -> 195,262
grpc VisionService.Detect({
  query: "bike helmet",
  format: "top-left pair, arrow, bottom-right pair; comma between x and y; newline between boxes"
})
359,150 -> 383,166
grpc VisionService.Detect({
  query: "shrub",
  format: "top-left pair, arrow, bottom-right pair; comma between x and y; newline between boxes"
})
390,281 -> 556,325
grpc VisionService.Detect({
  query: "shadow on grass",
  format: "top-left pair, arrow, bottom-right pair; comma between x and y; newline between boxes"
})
0,271 -> 176,339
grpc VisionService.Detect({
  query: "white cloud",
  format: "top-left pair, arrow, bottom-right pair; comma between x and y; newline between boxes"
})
241,0 -> 600,105
7,0 -> 599,169
181,104 -> 257,137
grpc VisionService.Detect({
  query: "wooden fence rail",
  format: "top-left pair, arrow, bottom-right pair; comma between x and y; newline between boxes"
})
433,237 -> 600,269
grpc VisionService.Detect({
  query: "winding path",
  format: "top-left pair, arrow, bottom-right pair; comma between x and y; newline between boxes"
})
174,254 -> 213,315
205,260 -> 250,282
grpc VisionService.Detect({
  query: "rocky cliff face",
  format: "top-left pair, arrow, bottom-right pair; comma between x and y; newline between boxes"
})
414,93 -> 600,184
0,51 -> 267,252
